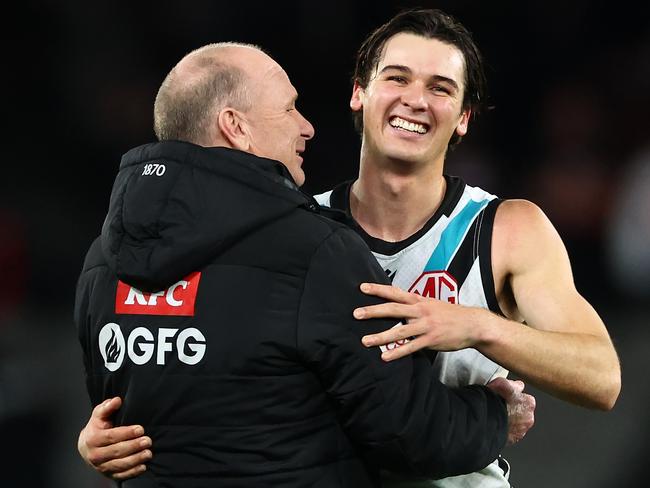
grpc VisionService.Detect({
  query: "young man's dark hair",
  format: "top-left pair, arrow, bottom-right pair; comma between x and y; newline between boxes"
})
352,8 -> 487,146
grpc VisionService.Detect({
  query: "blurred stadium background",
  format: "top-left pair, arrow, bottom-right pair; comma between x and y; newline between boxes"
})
3,1 -> 648,486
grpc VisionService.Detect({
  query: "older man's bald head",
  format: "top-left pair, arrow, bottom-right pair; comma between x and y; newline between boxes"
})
153,42 -> 269,145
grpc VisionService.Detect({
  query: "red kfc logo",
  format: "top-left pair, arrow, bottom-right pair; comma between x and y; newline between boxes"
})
408,271 -> 457,303
115,272 -> 201,316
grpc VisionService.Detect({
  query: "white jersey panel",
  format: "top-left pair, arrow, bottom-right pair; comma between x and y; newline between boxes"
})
314,190 -> 332,207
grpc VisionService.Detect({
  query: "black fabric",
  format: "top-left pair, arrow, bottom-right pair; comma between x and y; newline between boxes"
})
75,141 -> 507,487
478,198 -> 506,316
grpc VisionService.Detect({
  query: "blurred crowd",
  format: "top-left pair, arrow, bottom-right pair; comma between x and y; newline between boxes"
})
2,1 -> 648,486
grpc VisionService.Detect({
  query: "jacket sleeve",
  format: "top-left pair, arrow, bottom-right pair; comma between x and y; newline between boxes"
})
73,237 -> 110,407
296,227 -> 507,479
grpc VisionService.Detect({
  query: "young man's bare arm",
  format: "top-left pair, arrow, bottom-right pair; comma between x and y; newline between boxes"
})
356,199 -> 621,410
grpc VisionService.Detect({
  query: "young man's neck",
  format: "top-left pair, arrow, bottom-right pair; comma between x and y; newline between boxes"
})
351,154 -> 447,242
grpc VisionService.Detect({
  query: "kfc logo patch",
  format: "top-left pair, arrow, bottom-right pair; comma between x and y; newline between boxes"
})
115,272 -> 201,316
408,270 -> 457,303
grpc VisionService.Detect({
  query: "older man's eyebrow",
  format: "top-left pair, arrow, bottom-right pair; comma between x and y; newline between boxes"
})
379,64 -> 460,90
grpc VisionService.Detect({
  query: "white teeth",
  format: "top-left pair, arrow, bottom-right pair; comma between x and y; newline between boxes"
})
389,117 -> 427,134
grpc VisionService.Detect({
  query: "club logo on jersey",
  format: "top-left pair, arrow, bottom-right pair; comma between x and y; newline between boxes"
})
115,272 -> 201,316
408,270 -> 458,303
98,322 -> 207,370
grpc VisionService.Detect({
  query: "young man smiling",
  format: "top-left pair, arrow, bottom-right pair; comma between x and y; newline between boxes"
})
313,8 -> 620,487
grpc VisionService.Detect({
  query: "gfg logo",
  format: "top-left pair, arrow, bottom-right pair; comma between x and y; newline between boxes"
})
99,322 -> 206,371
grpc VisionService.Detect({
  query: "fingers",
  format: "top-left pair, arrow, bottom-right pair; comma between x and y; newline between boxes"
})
485,377 -> 510,398
360,320 -> 430,362
87,435 -> 153,468
504,378 -> 525,397
487,377 -> 535,445
524,393 -> 536,421
354,302 -> 415,321
362,321 -> 419,348
507,392 -> 536,445
378,336 -> 427,362
91,397 -> 122,428
486,377 -> 525,400
95,446 -> 153,480
507,379 -> 525,396
101,425 -> 148,448
110,462 -> 148,481
359,283 -> 421,304
503,388 -> 536,446
79,423 -> 148,463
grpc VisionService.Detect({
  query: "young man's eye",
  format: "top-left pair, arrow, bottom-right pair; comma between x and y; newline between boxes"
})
387,75 -> 407,83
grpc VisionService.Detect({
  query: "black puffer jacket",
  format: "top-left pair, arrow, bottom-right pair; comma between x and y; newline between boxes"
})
75,141 -> 507,487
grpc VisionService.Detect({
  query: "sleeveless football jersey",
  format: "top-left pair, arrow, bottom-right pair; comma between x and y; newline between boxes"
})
315,175 -> 511,487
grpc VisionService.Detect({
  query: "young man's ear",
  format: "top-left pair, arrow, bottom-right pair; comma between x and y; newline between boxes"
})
455,109 -> 471,137
217,108 -> 250,151
350,81 -> 365,112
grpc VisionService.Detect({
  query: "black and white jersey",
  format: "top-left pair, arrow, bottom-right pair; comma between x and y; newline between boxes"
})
315,175 -> 511,487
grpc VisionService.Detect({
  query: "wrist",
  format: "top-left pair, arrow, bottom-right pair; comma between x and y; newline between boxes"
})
472,308 -> 502,349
